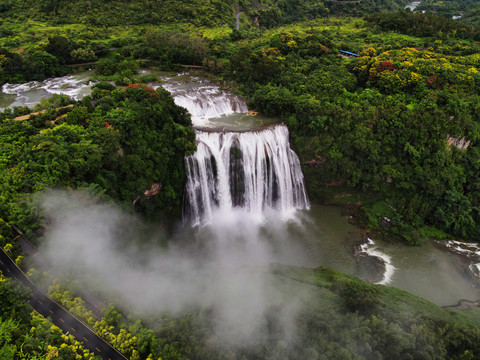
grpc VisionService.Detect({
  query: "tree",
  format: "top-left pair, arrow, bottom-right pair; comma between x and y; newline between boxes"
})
45,36 -> 72,64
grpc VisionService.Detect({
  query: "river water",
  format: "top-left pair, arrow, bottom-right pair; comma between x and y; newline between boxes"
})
272,206 -> 480,306
0,71 -> 94,110
405,1 -> 421,11
3,71 -> 480,306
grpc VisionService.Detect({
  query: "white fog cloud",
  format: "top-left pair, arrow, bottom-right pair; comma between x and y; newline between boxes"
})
39,190 -> 313,346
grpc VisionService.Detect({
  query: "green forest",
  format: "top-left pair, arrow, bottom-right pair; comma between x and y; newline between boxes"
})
1,83 -> 196,242
3,0 -> 480,359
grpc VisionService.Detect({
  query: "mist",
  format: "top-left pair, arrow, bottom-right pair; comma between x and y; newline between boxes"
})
38,190 -> 315,347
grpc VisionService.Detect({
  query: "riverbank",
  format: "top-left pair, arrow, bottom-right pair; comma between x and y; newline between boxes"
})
301,161 -> 454,246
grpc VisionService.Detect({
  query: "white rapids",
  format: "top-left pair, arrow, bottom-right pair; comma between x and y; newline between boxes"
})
1,72 -> 94,109
359,238 -> 396,285
161,82 -> 248,127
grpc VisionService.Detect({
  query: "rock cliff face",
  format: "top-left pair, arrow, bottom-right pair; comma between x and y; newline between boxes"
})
144,183 -> 162,199
447,135 -> 471,150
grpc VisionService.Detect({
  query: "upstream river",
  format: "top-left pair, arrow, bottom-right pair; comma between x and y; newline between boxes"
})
3,71 -> 480,307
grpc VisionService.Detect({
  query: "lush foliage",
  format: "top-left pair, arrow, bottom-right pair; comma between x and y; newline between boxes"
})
4,3 -> 480,359
366,12 -> 480,40
0,273 -> 99,359
48,281 -> 187,360
414,0 -> 475,19
0,85 -> 195,241
0,0 -> 235,27
217,16 -> 480,243
0,0 -> 410,29
5,259 -> 480,360
0,46 -> 66,84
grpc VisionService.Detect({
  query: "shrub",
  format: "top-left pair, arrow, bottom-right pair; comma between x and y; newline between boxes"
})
331,278 -> 381,314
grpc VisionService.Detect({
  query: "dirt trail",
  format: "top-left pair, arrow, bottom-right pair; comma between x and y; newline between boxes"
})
14,104 -> 74,121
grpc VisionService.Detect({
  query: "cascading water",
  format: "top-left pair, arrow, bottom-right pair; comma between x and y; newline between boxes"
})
183,125 -> 309,225
162,75 -> 309,225
160,80 -> 248,127
1,71 -> 94,110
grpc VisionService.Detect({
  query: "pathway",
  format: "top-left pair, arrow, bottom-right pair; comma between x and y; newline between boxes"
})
0,248 -> 128,360
14,104 -> 74,121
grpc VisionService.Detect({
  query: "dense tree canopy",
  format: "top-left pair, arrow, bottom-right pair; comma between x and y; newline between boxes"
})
0,85 -> 196,241
0,274 -> 100,359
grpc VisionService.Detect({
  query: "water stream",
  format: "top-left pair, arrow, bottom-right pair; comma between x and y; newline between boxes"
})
155,74 -> 277,130
0,71 -> 94,110
3,71 -> 480,306
405,1 -> 421,11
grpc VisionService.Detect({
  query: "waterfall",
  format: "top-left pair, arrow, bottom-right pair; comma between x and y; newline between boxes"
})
184,124 -> 309,225
161,75 -> 309,225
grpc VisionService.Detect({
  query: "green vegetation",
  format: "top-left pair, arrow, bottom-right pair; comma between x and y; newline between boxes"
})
20,264 -> 480,359
46,281 -> 187,360
0,272 -> 100,359
0,84 -> 195,242
0,0 -> 235,27
7,263 -> 480,360
3,1 -> 480,359
0,0 -> 408,28
414,0 -> 474,19
216,16 -> 480,244
366,11 -> 480,39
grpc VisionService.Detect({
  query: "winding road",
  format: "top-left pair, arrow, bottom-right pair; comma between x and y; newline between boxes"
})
0,248 -> 128,360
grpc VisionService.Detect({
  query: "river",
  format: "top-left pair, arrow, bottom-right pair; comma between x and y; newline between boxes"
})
0,71 -> 94,110
405,1 -> 421,11
3,71 -> 480,307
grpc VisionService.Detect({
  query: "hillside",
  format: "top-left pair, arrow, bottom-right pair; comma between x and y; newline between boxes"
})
0,0 -> 408,27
